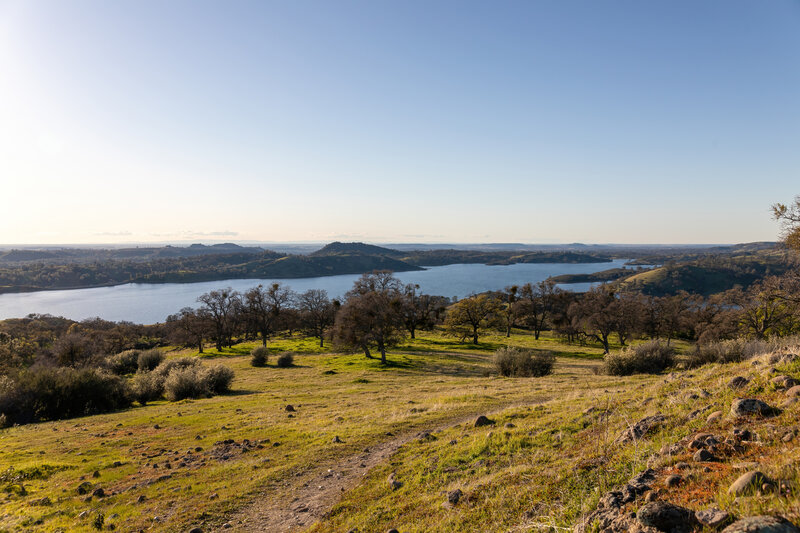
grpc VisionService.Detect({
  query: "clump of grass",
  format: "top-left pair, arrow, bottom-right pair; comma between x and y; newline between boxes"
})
686,338 -> 782,368
250,346 -> 269,367
137,349 -> 165,372
604,341 -> 674,375
494,347 -> 555,377
276,352 -> 294,368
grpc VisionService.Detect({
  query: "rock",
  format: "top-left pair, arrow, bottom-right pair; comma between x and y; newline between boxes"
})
387,530 -> 400,533
222,524 -> 232,529
92,487 -> 105,498
136,495 -> 146,503
729,376 -> 750,389
474,415 -> 494,427
153,424 -> 160,429
786,386 -> 800,397
92,470 -> 100,478
637,501 -> 697,532
615,414 -> 667,444
417,430 -> 436,441
332,436 -> 342,443
285,405 -> 295,412
731,399 -> 777,417
188,528 -> 203,533
694,448 -> 717,462
729,471 -> 773,496
722,516 -> 800,533
783,432 -> 795,443
31,496 -> 51,506
390,480 -> 402,491
696,509 -> 732,529
504,422 -> 515,428
77,481 -> 93,495
447,489 -> 462,505
665,474 -> 682,487
772,376 -> 798,389
707,411 -> 724,423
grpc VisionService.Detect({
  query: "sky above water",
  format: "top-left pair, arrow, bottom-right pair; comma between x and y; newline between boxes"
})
1,0 -> 798,245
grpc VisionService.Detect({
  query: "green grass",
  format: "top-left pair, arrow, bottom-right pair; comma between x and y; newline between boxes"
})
0,330 -> 795,532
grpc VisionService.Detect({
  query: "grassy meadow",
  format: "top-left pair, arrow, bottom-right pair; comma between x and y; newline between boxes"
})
1,330 -> 797,532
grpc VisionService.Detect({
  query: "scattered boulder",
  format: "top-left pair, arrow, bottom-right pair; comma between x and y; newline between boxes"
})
786,386 -> 800,398
771,376 -> 798,390
694,449 -> 718,462
665,475 -> 682,488
474,415 -> 494,427
77,481 -> 93,495
707,411 -> 724,424
332,436 -> 342,443
188,528 -> 203,533
696,509 -> 732,529
729,376 -> 750,389
615,414 -> 667,444
30,496 -> 51,506
92,487 -> 105,498
722,516 -> 800,533
728,471 -> 773,496
447,489 -> 462,506
637,501 -> 697,533
731,399 -> 777,417
285,405 -> 296,412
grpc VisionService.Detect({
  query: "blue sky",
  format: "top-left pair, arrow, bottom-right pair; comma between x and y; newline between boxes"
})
0,0 -> 798,244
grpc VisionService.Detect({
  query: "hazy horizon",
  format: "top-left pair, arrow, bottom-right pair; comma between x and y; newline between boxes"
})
2,1 -> 798,245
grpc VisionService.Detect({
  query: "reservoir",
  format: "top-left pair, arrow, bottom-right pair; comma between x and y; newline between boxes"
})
0,260 -> 633,324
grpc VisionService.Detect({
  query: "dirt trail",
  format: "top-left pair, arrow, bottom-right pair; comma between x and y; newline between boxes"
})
225,401 -> 544,532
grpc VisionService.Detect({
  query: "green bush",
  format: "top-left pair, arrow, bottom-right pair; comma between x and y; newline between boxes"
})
163,367 -> 210,401
137,349 -> 165,372
494,347 -> 555,377
202,365 -> 234,394
604,341 -> 674,376
131,371 -> 165,405
250,346 -> 269,367
106,350 -> 141,375
276,352 -> 294,368
0,367 -> 131,425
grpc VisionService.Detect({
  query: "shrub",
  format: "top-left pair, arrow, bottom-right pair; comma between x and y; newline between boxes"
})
687,338 -> 777,368
276,352 -> 294,368
137,349 -> 165,372
154,357 -> 200,378
131,371 -> 165,405
250,346 -> 269,367
604,341 -> 674,376
0,367 -> 131,425
164,367 -> 210,401
106,350 -> 140,375
202,365 -> 234,394
494,347 -> 555,377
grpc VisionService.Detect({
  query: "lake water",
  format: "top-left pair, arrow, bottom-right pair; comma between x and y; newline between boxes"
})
0,260 -> 632,324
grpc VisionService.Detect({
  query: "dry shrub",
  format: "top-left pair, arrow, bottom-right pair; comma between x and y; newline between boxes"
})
494,347 -> 555,377
604,341 -> 674,376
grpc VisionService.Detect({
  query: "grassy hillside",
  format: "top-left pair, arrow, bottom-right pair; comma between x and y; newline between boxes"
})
621,251 -> 795,296
1,331 -> 798,532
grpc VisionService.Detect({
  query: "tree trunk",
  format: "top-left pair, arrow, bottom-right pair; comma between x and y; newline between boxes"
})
472,327 -> 479,344
261,335 -> 267,347
362,344 -> 372,358
197,340 -> 204,353
380,344 -> 387,364
319,336 -> 324,348
410,327 -> 415,339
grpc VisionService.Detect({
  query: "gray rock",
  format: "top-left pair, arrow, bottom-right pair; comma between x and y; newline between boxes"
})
447,489 -> 462,505
696,509 -> 732,529
665,474 -> 682,488
474,415 -> 494,427
771,376 -> 798,390
729,376 -> 750,389
694,448 -> 717,462
637,501 -> 696,532
285,404 -> 295,412
728,471 -> 773,496
91,487 -> 105,498
615,414 -> 667,444
786,386 -> 800,397
390,480 -> 402,491
707,411 -> 724,423
731,399 -> 777,417
722,516 -> 800,533
76,481 -> 93,495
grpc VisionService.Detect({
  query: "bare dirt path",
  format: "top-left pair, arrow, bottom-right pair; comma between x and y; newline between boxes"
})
225,401 -> 545,532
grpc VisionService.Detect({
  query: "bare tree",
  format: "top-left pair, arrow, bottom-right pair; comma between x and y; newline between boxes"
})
517,279 -> 560,340
166,307 -> 210,353
502,285 -> 518,337
197,288 -> 241,351
297,289 -> 336,347
245,283 -> 294,347
773,195 -> 800,252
